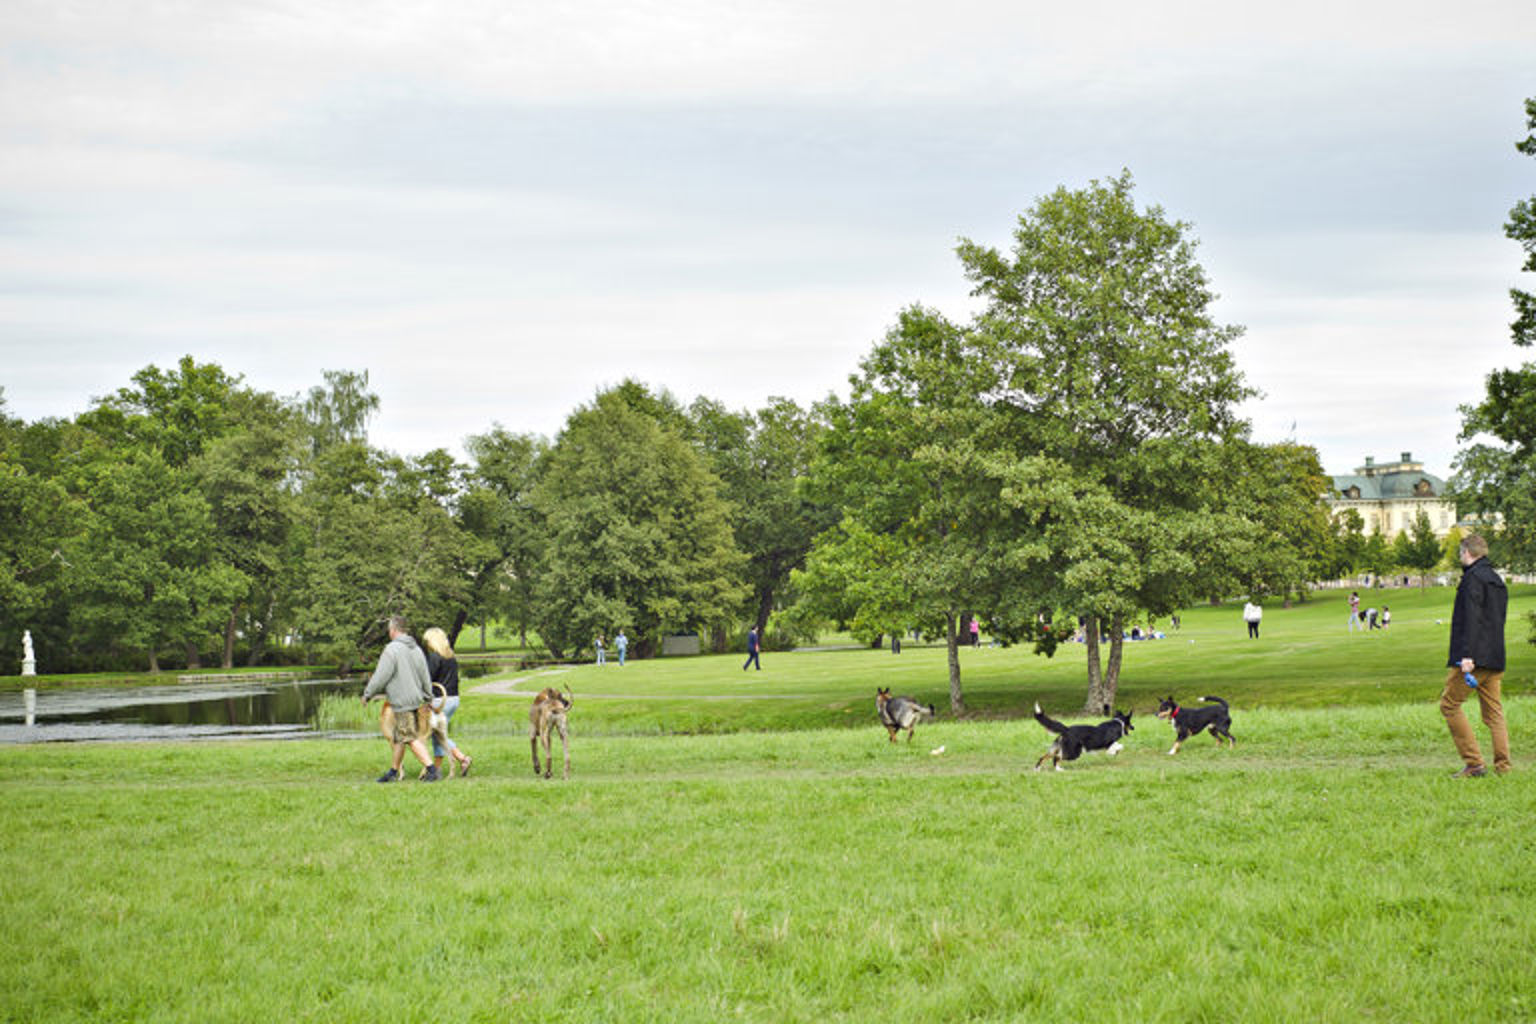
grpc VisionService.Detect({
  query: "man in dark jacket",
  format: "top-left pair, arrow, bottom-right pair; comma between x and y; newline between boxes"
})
742,627 -> 761,671
1440,534 -> 1510,777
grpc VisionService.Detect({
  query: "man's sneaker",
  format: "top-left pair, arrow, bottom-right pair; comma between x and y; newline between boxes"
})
376,768 -> 400,783
1451,765 -> 1487,778
420,765 -> 442,782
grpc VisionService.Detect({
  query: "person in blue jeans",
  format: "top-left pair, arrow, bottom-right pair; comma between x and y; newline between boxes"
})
743,627 -> 761,671
615,629 -> 628,666
422,626 -> 474,777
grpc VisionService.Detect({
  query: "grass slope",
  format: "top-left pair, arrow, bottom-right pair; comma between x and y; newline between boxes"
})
427,585 -> 1535,736
3,705 -> 1535,1023
3,585 -> 1534,1022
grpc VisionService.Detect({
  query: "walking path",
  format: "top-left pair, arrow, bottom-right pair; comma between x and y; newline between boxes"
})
470,669 -> 805,701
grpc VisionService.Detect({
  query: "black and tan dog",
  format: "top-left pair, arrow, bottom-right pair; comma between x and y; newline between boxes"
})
1032,703 -> 1133,771
529,686 -> 572,779
876,687 -> 936,743
1155,695 -> 1235,754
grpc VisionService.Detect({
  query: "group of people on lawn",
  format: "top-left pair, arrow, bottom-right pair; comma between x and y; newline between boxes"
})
593,630 -> 628,666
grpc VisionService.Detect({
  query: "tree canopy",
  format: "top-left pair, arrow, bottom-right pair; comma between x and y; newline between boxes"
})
1454,96 -> 1536,572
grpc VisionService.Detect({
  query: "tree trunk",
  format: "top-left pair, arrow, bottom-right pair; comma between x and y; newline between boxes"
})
184,639 -> 202,671
754,586 -> 774,637
1083,614 -> 1102,712
247,596 -> 276,666
1089,612 -> 1125,712
447,608 -> 468,648
148,647 -> 160,673
222,606 -> 238,670
480,620 -> 487,652
945,610 -> 966,715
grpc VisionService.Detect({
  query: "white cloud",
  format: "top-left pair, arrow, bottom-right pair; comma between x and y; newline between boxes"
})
2,0 -> 1533,483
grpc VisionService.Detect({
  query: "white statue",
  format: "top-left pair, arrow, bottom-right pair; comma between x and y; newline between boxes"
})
21,630 -> 35,676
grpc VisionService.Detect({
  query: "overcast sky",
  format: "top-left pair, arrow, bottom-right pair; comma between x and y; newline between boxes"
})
1,0 -> 1531,480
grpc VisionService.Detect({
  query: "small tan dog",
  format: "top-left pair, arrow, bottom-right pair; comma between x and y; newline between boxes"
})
529,686 -> 572,779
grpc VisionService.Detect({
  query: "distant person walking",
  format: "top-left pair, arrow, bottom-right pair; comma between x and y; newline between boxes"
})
362,616 -> 439,782
1348,591 -> 1362,632
742,627 -> 761,671
969,616 -> 981,647
1440,534 -> 1511,777
1242,601 -> 1262,639
1381,606 -> 1391,631
422,626 -> 473,778
594,633 -> 606,666
615,629 -> 628,666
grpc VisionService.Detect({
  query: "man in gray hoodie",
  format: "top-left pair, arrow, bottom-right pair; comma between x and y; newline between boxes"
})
362,615 -> 439,782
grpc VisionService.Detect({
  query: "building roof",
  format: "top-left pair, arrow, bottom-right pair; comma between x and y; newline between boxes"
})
1329,452 -> 1447,502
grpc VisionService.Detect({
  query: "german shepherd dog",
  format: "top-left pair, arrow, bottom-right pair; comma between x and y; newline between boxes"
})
1032,703 -> 1133,771
876,687 -> 936,743
1155,695 -> 1235,754
529,686 -> 572,779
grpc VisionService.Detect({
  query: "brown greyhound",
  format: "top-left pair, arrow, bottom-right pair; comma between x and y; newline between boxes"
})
529,686 -> 572,779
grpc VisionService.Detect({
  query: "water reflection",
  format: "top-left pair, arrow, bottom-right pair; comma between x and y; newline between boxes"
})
0,678 -> 361,744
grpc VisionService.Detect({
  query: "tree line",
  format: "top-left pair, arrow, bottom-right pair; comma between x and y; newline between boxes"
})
0,366 -> 835,676
6,147 -> 1533,709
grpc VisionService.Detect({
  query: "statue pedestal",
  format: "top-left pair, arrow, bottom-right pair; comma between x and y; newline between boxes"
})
21,657 -> 36,677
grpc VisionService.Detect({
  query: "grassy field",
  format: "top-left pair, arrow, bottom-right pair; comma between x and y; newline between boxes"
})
424,584 -> 1536,736
3,586 -> 1535,1022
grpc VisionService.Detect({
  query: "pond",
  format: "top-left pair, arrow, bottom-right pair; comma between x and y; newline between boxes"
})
0,678 -> 364,743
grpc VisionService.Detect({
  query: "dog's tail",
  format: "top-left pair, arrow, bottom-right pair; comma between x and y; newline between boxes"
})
1200,695 -> 1228,709
1033,702 -> 1068,735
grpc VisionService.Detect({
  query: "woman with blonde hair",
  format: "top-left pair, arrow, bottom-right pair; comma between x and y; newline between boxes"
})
422,626 -> 473,777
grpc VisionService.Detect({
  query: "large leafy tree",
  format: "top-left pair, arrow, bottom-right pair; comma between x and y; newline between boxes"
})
67,450 -> 244,671
1228,442 -> 1337,599
189,389 -> 304,666
1454,97 -> 1536,572
0,401 -> 85,672
959,171 -> 1256,710
1323,508 -> 1367,581
802,305 -> 1016,713
458,426 -> 549,649
285,441 -> 472,669
532,386 -> 747,659
686,396 -> 837,645
72,357 -> 251,668
805,174 -> 1262,712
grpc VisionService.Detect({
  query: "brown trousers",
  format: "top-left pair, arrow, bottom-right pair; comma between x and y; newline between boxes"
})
1439,667 -> 1511,773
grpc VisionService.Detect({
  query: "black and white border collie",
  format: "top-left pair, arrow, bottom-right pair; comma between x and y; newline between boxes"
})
1032,703 -> 1133,771
1155,695 -> 1235,754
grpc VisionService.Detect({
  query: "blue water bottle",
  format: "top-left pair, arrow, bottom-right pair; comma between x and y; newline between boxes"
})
1464,672 -> 1479,689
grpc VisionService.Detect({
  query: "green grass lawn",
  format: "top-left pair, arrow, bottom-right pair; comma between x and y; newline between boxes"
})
3,584 -> 1535,1022
422,584 -> 1535,736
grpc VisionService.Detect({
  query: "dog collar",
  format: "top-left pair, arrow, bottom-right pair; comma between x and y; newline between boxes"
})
1169,706 -> 1180,718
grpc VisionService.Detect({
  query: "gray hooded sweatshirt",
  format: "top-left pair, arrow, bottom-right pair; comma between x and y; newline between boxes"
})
362,634 -> 433,709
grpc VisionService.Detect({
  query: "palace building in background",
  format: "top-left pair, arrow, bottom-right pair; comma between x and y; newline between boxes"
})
1328,452 -> 1457,538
